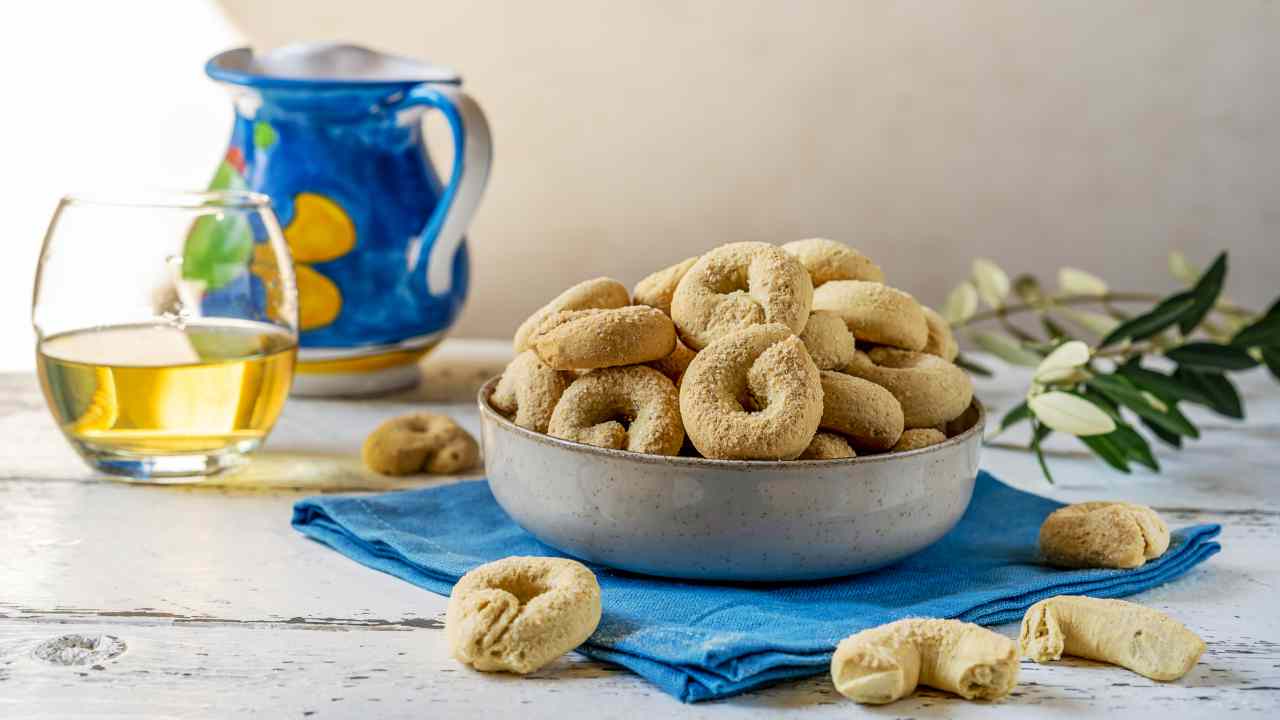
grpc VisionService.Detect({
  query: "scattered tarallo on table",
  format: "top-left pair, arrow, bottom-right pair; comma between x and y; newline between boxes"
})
1,339 -> 1277,719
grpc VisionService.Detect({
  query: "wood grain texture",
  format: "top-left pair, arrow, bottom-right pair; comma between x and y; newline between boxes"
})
1,340 -> 1277,718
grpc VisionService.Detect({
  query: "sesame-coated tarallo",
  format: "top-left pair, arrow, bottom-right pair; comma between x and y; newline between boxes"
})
529,306 -> 676,370
842,348 -> 973,429
818,370 -> 905,452
548,366 -> 684,455
513,276 -> 630,353
782,237 -> 885,286
800,310 -> 857,370
679,324 -> 823,460
813,280 -> 928,351
670,242 -> 813,350
891,427 -> 948,452
492,350 -> 573,433
798,431 -> 856,459
632,256 -> 699,316
921,305 -> 960,361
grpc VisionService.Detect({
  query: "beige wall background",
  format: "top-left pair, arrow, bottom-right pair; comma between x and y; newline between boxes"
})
219,0 -> 1279,339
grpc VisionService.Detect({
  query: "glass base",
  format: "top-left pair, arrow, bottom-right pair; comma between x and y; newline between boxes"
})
71,438 -> 260,483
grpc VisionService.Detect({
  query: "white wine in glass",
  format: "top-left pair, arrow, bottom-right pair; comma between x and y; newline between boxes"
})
32,192 -> 299,480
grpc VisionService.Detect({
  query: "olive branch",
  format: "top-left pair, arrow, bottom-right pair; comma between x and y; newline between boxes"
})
944,251 -> 1280,482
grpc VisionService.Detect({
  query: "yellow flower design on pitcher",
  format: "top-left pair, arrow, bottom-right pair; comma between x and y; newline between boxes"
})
253,192 -> 355,331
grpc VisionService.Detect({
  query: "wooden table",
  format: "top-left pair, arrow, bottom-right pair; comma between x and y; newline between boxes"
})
2,340 -> 1277,718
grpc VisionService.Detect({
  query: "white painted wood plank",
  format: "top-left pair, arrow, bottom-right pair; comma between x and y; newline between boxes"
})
1,607 -> 1276,719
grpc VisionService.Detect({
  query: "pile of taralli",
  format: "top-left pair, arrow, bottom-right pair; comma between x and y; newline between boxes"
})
492,239 -> 974,460
444,501 -> 1205,705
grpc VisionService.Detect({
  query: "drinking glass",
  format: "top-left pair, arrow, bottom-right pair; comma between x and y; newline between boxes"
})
32,191 -> 299,481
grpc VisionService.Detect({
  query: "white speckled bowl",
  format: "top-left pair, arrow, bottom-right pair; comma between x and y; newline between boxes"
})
477,377 -> 983,581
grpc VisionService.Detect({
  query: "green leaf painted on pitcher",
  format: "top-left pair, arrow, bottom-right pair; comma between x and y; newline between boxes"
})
209,156 -> 248,192
182,159 -> 253,289
254,121 -> 278,150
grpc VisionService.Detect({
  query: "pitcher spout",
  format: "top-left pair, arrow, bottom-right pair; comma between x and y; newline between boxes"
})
207,43 -> 460,89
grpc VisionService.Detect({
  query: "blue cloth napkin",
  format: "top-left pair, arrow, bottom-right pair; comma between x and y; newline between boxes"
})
291,471 -> 1220,702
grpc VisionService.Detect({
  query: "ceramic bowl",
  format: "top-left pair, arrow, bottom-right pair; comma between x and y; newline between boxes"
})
477,377 -> 983,581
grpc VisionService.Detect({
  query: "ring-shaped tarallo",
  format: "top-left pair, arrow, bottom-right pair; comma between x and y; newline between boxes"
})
670,242 -> 813,351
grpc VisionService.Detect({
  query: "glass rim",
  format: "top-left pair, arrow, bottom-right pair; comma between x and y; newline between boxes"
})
59,190 -> 273,211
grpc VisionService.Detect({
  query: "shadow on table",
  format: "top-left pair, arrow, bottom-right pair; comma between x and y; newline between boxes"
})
151,450 -> 482,494
320,353 -> 508,406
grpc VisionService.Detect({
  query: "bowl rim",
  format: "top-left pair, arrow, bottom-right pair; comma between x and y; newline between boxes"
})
476,375 -> 985,469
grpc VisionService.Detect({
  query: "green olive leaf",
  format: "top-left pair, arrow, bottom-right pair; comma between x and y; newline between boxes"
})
1057,307 -> 1120,338
1108,422 -> 1159,471
1262,347 -> 1280,383
1058,267 -> 1108,296
1100,291 -> 1196,348
972,331 -> 1044,366
1086,374 -> 1199,437
1165,341 -> 1258,372
1177,252 -> 1227,334
943,282 -> 979,324
1078,433 -> 1132,473
972,259 -> 1010,309
1141,416 -> 1184,449
1040,314 -> 1075,341
1168,250 -> 1199,286
952,353 -> 994,377
1173,368 -> 1244,419
1230,298 -> 1280,348
1000,401 -> 1033,431
1116,363 -> 1211,405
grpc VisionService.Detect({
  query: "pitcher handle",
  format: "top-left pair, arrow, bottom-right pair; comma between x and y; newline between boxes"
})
397,84 -> 493,296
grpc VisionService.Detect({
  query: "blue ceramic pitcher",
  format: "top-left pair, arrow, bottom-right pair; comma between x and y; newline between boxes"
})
200,43 -> 492,395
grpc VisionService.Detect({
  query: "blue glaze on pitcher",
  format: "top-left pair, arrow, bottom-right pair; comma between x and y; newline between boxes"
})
200,44 -> 492,395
